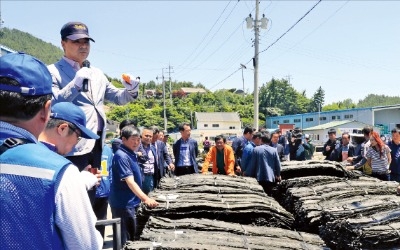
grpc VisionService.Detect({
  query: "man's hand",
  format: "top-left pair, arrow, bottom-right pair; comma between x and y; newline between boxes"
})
168,163 -> 175,171
122,73 -> 140,93
72,67 -> 92,89
235,166 -> 242,175
275,175 -> 282,183
143,198 -> 158,208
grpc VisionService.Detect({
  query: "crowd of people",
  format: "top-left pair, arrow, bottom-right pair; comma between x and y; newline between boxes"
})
1,20 -> 399,250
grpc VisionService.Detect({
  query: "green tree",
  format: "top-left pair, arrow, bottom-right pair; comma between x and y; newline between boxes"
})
309,86 -> 325,113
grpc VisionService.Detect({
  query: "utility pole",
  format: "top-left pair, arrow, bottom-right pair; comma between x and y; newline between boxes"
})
246,1 -> 268,130
286,74 -> 292,84
162,69 -> 167,131
157,70 -> 168,131
166,64 -> 174,103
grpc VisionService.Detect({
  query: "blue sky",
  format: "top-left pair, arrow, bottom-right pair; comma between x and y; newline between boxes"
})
2,1 -> 399,104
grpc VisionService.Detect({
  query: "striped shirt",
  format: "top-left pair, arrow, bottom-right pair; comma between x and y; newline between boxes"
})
366,145 -> 391,172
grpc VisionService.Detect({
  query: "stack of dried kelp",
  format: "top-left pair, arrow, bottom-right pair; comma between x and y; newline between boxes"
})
139,174 -> 294,229
125,216 -> 328,250
319,196 -> 400,249
280,175 -> 398,233
279,160 -> 359,180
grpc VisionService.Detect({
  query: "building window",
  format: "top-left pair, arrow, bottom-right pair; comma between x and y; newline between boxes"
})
332,116 -> 336,120
204,124 -> 208,127
344,114 -> 353,119
283,119 -> 289,123
273,121 -> 279,125
212,124 -> 219,128
294,119 -> 301,123
229,126 -> 235,129
320,117 -> 326,121
305,118 -> 313,122
337,115 -> 341,119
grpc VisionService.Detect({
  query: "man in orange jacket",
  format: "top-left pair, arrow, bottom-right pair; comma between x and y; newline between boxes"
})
201,135 -> 235,175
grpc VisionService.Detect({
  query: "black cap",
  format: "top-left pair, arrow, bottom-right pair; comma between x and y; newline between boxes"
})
328,128 -> 336,134
391,127 -> 400,133
60,22 -> 95,42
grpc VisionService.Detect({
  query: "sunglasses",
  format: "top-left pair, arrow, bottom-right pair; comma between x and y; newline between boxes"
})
68,125 -> 82,142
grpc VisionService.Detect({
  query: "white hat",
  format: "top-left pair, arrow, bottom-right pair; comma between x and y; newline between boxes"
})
304,134 -> 310,139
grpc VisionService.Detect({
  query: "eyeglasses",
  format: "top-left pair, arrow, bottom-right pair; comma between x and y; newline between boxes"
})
68,125 -> 82,142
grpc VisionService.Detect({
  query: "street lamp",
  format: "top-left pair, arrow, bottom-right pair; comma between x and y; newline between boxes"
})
240,64 -> 246,94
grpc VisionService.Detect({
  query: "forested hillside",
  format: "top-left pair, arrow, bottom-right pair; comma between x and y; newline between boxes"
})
2,28 -> 399,131
0,27 -> 63,64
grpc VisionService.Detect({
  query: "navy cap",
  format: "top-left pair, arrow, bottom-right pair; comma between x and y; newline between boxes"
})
60,22 -> 95,42
0,52 -> 53,96
50,102 -> 99,140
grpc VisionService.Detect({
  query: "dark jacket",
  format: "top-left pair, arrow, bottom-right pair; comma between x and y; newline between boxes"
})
335,143 -> 356,162
153,140 -> 173,179
322,139 -> 340,161
173,138 -> 199,173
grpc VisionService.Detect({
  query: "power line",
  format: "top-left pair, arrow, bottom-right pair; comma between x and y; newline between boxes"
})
209,67 -> 242,90
177,0 -> 241,76
258,0 -> 322,56
177,1 -> 232,68
209,0 -> 322,89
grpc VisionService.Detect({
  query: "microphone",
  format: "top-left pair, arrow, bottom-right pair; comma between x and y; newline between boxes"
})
81,60 -> 90,92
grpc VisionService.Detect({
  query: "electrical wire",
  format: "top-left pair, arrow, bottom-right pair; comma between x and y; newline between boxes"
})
209,0 -> 322,89
176,0 -> 241,78
258,0 -> 322,56
177,1 -> 232,68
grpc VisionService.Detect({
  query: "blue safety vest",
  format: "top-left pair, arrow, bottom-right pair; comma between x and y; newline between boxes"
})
0,142 -> 70,250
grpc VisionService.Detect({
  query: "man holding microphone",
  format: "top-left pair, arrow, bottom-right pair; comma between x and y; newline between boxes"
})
48,21 -> 140,215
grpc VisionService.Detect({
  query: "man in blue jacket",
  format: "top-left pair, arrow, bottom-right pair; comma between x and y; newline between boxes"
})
245,131 -> 281,196
0,53 -> 102,249
173,122 -> 199,176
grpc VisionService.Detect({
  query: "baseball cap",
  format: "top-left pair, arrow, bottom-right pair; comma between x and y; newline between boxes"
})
304,134 -> 310,139
60,22 -> 95,42
0,52 -> 53,96
50,102 -> 99,140
328,128 -> 336,134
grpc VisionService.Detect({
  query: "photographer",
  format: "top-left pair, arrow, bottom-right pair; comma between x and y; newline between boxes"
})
323,128 -> 340,161
289,128 -> 306,161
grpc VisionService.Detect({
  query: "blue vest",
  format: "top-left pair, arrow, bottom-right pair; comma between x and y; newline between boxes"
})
0,143 -> 70,250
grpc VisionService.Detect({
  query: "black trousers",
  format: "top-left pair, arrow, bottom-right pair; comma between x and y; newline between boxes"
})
93,196 -> 109,239
258,181 -> 275,196
111,206 -> 139,246
175,166 -> 195,176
